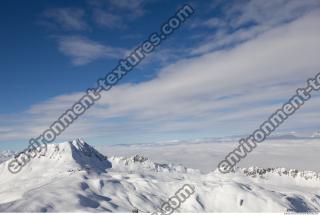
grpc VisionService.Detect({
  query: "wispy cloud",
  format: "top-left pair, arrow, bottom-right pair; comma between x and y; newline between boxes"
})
41,8 -> 88,31
92,9 -> 125,29
89,0 -> 146,29
39,1 -> 151,66
190,17 -> 227,29
190,0 -> 320,55
227,0 -> 320,28
106,0 -> 145,18
57,36 -> 127,65
1,11 -> 320,143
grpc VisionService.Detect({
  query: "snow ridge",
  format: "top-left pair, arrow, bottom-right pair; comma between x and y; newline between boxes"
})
109,154 -> 199,173
0,139 -> 320,212
239,166 -> 320,180
0,150 -> 15,164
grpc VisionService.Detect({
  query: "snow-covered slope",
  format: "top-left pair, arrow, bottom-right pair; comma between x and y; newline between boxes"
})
0,150 -> 14,164
0,139 -> 319,212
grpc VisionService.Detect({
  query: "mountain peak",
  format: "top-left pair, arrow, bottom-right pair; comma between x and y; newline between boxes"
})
1,139 -> 111,175
46,139 -> 110,173
0,150 -> 15,164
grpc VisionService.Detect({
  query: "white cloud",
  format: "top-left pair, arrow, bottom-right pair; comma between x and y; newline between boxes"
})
57,36 -> 127,65
42,8 -> 88,31
227,0 -> 320,27
191,0 -> 320,55
190,18 -> 227,29
1,9 -> 320,143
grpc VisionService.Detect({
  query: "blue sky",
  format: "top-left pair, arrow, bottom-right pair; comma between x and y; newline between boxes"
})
1,0 -> 320,150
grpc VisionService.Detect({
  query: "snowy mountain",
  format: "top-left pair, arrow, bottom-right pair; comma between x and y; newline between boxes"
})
0,150 -> 15,164
0,139 -> 319,212
311,131 -> 320,138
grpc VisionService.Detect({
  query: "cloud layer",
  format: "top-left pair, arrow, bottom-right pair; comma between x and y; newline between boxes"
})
1,8 -> 320,144
2,1 -> 320,148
